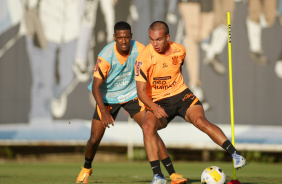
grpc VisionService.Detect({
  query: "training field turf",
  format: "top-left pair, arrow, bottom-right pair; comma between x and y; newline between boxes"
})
0,161 -> 281,184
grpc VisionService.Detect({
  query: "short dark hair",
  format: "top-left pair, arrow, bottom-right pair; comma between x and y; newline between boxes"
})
114,21 -> 131,34
149,21 -> 169,35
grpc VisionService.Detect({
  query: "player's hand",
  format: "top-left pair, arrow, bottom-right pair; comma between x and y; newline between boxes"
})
151,104 -> 168,119
100,111 -> 115,128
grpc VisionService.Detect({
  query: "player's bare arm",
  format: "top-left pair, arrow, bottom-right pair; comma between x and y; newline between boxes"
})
136,81 -> 168,119
92,77 -> 114,128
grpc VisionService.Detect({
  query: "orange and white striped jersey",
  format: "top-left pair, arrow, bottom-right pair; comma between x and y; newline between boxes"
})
135,41 -> 188,102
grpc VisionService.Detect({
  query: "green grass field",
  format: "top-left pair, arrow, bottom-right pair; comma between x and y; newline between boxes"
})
0,161 -> 282,184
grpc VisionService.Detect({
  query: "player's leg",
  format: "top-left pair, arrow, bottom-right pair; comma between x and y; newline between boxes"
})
85,119 -> 106,166
124,99 -> 170,160
76,118 -> 106,183
185,105 -> 226,145
133,111 -> 187,184
142,111 -> 167,183
77,103 -> 120,183
125,100 -> 167,182
176,88 -> 246,169
126,99 -> 187,183
133,110 -> 169,159
184,104 -> 246,169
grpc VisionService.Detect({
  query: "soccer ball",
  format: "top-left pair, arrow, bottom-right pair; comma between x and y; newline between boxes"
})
201,166 -> 226,184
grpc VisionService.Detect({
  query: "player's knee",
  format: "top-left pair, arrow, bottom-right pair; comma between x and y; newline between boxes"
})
88,135 -> 101,146
193,116 -> 210,131
142,121 -> 156,136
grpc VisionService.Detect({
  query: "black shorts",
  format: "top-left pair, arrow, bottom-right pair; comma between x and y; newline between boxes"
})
93,98 -> 142,121
151,88 -> 202,123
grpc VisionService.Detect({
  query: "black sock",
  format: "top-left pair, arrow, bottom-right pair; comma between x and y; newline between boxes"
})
150,160 -> 163,176
84,157 -> 93,169
161,157 -> 175,175
221,140 -> 240,155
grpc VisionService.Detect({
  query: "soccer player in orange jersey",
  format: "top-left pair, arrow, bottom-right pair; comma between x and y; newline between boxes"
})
135,21 -> 246,184
76,21 -> 181,184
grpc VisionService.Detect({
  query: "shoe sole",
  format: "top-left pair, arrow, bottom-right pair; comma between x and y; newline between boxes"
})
171,179 -> 188,184
235,163 -> 247,170
76,179 -> 88,183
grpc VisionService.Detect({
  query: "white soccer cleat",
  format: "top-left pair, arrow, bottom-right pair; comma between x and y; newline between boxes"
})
151,174 -> 167,184
232,152 -> 247,170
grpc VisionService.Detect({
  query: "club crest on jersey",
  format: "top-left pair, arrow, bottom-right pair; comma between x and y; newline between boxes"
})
172,56 -> 179,65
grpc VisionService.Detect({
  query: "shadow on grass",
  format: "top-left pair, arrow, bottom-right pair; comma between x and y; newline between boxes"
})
187,179 -> 201,183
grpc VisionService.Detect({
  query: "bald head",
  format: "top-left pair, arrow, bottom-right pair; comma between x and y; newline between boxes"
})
149,21 -> 169,36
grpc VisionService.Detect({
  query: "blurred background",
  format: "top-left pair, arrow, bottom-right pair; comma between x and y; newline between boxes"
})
0,0 -> 282,162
